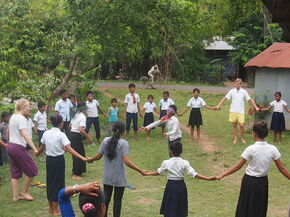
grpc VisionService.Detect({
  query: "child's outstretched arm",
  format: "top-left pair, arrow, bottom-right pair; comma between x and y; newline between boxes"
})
274,159 -> 290,179
216,97 -> 227,110
0,139 -> 7,148
87,152 -> 103,163
64,144 -> 88,162
204,105 -> 216,110
98,107 -> 106,117
284,105 -> 290,113
259,105 -> 272,112
154,107 -> 160,115
123,155 -> 147,176
180,107 -> 190,116
145,171 -> 159,176
249,99 -> 260,111
195,174 -> 217,181
216,158 -> 246,180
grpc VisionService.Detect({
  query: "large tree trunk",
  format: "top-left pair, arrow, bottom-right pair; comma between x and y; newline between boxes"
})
67,69 -> 82,94
47,56 -> 77,112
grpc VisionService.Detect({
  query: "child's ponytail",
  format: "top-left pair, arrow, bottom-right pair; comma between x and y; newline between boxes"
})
106,121 -> 125,160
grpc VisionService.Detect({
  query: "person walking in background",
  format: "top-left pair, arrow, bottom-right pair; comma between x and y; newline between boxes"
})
216,78 -> 259,144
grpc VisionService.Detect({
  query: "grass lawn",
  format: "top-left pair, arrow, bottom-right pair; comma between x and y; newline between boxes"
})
0,87 -> 289,217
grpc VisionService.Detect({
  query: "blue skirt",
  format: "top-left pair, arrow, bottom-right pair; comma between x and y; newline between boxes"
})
160,180 -> 188,217
270,112 -> 285,131
159,110 -> 167,127
143,112 -> 154,127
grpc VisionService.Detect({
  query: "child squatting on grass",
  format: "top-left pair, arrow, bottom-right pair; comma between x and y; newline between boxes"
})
215,120 -> 290,217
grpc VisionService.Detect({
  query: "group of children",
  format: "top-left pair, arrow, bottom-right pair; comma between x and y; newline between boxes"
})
1,80 -> 290,217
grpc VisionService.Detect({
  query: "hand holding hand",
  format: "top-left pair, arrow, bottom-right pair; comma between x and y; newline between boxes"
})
88,137 -> 93,145
139,126 -> 147,132
177,113 -> 183,117
207,176 -> 218,181
140,170 -> 148,176
215,175 -> 223,180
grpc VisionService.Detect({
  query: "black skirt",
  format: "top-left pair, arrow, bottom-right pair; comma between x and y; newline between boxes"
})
160,180 -> 188,217
159,110 -> 167,127
143,112 -> 154,127
70,132 -> 86,176
270,112 -> 285,131
188,108 -> 203,127
46,155 -> 65,202
235,174 -> 268,217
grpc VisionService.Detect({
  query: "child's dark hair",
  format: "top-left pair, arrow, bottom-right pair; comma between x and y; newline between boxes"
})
111,98 -> 118,103
106,121 -> 125,160
69,94 -> 76,99
163,91 -> 169,96
169,141 -> 183,156
193,88 -> 200,93
128,83 -> 136,88
1,112 -> 10,122
147,95 -> 154,99
77,102 -> 87,109
86,91 -> 94,96
169,105 -> 177,113
50,114 -> 63,127
275,91 -> 281,97
37,102 -> 46,109
60,89 -> 67,96
253,121 -> 268,139
79,191 -> 105,217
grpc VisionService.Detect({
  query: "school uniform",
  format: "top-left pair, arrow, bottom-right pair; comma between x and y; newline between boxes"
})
107,106 -> 118,135
187,97 -> 206,127
236,141 -> 281,217
159,98 -> 174,127
70,112 -> 87,176
158,157 -> 197,217
41,127 -> 70,202
55,99 -> 73,136
33,111 -> 47,144
124,92 -> 140,132
143,102 -> 156,127
270,100 -> 287,131
0,122 -> 9,165
85,99 -> 101,140
225,88 -> 251,124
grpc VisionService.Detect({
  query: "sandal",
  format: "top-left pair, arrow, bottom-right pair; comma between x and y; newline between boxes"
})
37,184 -> 46,189
126,184 -> 136,190
30,181 -> 41,187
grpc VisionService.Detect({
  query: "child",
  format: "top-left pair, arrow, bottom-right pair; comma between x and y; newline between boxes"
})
54,89 -> 74,136
0,112 -> 10,165
159,91 -> 175,137
216,121 -> 290,217
143,95 -> 159,140
33,102 -> 47,146
145,141 -> 216,217
124,83 -> 143,139
106,98 -> 125,135
70,102 -> 93,180
260,91 -> 290,143
37,114 -> 88,216
143,105 -> 182,147
69,94 -> 78,120
180,88 -> 216,141
85,91 -> 106,144
87,121 -> 146,217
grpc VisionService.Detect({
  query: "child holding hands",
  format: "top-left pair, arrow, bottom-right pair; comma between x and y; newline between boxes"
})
145,140 -> 216,217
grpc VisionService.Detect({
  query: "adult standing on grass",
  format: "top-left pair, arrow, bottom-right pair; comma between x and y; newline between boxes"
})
216,78 -> 259,144
7,99 -> 38,202
87,121 -> 147,217
148,64 -> 160,84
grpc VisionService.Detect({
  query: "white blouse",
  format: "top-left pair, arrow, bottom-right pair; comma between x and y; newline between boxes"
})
270,100 -> 287,113
71,112 -> 86,133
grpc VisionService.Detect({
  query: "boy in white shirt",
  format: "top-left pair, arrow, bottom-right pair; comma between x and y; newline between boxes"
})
85,91 -> 106,144
216,78 -> 259,144
33,102 -> 47,147
124,83 -> 143,139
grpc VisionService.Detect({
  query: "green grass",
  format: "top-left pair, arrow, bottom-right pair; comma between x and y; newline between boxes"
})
0,88 -> 289,217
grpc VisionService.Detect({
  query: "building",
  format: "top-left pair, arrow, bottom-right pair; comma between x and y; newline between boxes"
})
245,42 -> 290,129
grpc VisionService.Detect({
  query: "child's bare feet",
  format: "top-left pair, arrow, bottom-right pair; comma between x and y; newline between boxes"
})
20,192 -> 34,201
146,137 -> 150,141
241,139 -> 246,144
233,139 -> 238,144
12,195 -> 24,202
72,175 -> 83,180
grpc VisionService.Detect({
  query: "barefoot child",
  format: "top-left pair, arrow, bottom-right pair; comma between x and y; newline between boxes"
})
260,91 -> 290,143
124,83 -> 143,139
216,121 -> 290,217
143,95 -> 159,140
159,91 -> 175,137
106,98 -> 125,135
180,88 -> 216,141
145,140 -> 216,217
37,114 -> 88,216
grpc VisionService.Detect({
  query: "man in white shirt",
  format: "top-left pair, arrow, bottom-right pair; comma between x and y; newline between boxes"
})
85,91 -> 105,143
33,102 -> 47,146
148,64 -> 160,83
216,78 -> 259,144
54,89 -> 73,137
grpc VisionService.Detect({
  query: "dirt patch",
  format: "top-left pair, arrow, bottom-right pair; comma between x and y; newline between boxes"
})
136,196 -> 158,206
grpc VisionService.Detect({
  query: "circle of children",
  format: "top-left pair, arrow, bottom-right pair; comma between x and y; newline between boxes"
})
0,78 -> 290,217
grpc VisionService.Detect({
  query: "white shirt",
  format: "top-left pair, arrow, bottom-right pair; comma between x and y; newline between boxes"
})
54,98 -> 73,121
71,112 -> 86,133
159,98 -> 175,110
33,111 -> 47,131
146,116 -> 182,141
26,118 -> 34,139
187,97 -> 206,108
143,102 -> 156,113
270,100 -> 287,113
225,88 -> 251,114
9,114 -> 28,147
124,93 -> 140,113
41,127 -> 70,157
241,141 -> 281,177
86,99 -> 100,117
148,66 -> 159,75
157,157 -> 197,180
